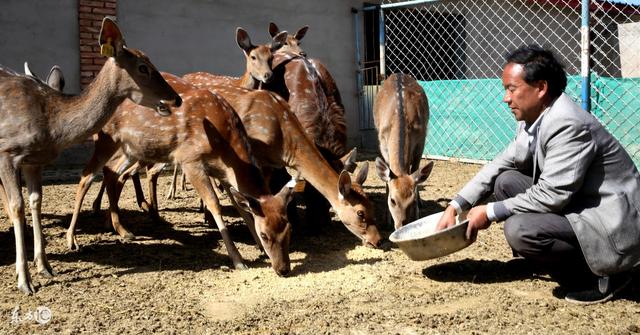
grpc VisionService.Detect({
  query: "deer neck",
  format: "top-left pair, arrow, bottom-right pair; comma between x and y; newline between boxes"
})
288,139 -> 342,207
50,59 -> 129,147
239,71 -> 259,90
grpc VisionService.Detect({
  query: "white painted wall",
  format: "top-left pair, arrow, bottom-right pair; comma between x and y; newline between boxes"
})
0,0 -> 79,93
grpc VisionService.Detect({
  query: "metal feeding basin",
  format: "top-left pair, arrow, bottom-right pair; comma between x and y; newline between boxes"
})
389,211 -> 473,261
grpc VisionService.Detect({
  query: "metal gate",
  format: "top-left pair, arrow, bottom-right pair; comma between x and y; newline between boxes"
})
354,0 -> 640,164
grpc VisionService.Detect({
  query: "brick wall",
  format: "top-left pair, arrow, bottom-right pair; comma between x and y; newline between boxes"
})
78,0 -> 117,89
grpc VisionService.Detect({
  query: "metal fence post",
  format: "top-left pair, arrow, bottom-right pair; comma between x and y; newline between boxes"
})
378,7 -> 386,80
581,0 -> 591,112
353,7 -> 364,130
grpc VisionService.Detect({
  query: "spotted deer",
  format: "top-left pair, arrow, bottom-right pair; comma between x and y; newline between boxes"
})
0,18 -> 181,294
373,73 -> 433,229
182,73 -> 382,248
203,28 -> 286,90
65,73 -> 294,275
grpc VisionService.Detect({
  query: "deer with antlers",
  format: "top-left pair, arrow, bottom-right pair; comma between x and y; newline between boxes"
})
64,73 -> 295,275
0,18 -> 181,294
182,73 -> 382,248
373,73 -> 433,229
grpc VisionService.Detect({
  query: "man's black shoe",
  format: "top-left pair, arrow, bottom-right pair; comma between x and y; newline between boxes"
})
565,273 -> 632,305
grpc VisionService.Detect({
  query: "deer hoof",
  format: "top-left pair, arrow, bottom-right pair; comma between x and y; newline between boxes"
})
67,235 -> 81,251
17,281 -> 36,295
122,232 -> 135,241
38,268 -> 56,278
234,263 -> 249,270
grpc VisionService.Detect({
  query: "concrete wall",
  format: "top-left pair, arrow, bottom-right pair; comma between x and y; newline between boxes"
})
0,0 -> 80,93
118,0 -> 369,148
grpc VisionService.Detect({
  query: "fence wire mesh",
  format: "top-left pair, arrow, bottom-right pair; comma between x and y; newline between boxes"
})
358,0 -> 640,165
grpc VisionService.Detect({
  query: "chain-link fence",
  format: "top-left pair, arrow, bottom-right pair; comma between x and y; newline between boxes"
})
356,0 -> 640,165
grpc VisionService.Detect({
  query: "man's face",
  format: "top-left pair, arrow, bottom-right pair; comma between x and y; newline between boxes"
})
502,63 -> 547,124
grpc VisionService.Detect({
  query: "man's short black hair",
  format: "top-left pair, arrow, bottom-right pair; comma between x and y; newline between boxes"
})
506,45 -> 567,99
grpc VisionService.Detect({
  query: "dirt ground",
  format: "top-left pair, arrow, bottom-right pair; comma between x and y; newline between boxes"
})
1,157 -> 639,334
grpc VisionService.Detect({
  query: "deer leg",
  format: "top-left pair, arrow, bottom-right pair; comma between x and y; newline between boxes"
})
166,164 -> 178,200
104,164 -> 135,240
129,170 -> 149,212
146,163 -> 165,219
68,134 -> 120,249
22,165 -> 55,278
91,181 -> 106,215
183,163 -> 247,270
127,163 -> 157,220
221,182 -> 263,251
0,157 -> 34,294
180,168 -> 187,191
70,172 -> 102,250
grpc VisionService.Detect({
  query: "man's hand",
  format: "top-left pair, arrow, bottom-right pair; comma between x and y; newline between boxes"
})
465,205 -> 491,242
435,205 -> 457,231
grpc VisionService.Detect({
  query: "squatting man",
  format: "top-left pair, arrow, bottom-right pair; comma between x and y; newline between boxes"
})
436,45 -> 640,305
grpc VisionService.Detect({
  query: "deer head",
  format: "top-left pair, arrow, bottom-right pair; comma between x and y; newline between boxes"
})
236,27 -> 287,85
335,163 -> 382,248
231,183 -> 294,276
376,158 -> 434,229
268,22 -> 308,57
99,17 -> 181,114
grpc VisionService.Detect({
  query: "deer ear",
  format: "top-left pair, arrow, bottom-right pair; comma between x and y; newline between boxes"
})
99,16 -> 126,57
230,187 -> 263,217
276,181 -> 295,206
294,26 -> 309,41
46,65 -> 65,92
375,157 -> 393,182
412,161 -> 434,184
268,22 -> 279,38
271,31 -> 288,51
236,27 -> 253,54
340,147 -> 357,173
355,162 -> 369,186
337,171 -> 352,200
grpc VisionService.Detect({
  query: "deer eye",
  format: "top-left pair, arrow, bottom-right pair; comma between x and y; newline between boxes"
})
260,233 -> 269,242
250,55 -> 257,60
357,210 -> 365,219
390,199 -> 397,207
138,64 -> 149,75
